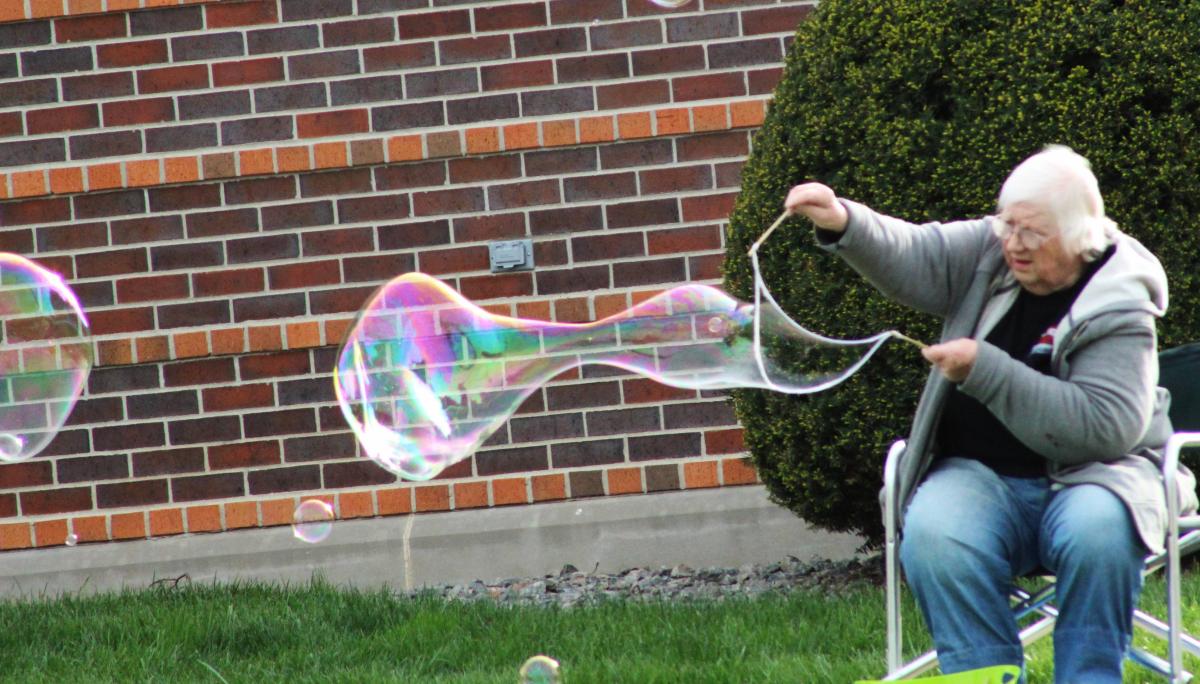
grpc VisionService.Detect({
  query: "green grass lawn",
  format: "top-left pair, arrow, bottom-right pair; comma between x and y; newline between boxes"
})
0,572 -> 1195,683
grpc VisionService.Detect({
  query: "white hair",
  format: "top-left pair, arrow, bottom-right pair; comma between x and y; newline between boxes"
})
996,145 -> 1115,261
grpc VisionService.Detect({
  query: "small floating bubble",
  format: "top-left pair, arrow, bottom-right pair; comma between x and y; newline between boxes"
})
292,499 -> 334,544
519,655 -> 561,684
64,533 -> 77,547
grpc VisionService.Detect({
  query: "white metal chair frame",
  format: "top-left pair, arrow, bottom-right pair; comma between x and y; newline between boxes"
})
882,433 -> 1200,682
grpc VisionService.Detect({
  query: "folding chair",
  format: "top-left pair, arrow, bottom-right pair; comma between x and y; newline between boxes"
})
881,342 -> 1200,682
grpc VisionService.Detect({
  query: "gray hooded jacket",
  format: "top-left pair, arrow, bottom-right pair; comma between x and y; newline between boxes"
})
822,200 -> 1199,554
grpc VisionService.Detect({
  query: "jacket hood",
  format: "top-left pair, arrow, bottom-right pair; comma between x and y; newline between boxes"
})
1069,228 -> 1167,321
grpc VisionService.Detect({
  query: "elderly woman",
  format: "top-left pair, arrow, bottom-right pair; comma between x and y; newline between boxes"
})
783,145 -> 1198,683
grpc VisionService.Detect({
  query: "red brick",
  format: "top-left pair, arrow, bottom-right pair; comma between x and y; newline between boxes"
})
748,67 -> 784,95
239,350 -> 311,380
607,467 -> 643,495
264,495 -> 308,522
697,251 -> 726,281
453,482 -> 488,509
0,112 -> 21,138
623,377 -> 695,403
89,307 -> 155,335
412,187 -> 485,216
491,478 -> 528,506
208,440 -> 280,469
97,39 -> 168,68
397,10 -> 470,40
26,104 -> 98,134
452,212 -> 525,241
677,131 -> 749,161
414,485 -> 450,512
212,57 -> 284,87
103,97 -> 174,126
459,272 -> 534,301
481,60 -> 553,91
193,267 -> 265,296
164,357 -> 236,386
71,515 -> 108,543
297,109 -> 369,138
110,512 -> 146,540
56,13 -> 126,42
363,43 -> 435,72
647,224 -> 722,255
0,461 -> 52,488
475,2 -> 546,31
376,488 -> 412,516
683,461 -> 719,489
681,192 -> 738,222
572,232 -> 644,262
116,274 -> 189,303
597,80 -> 670,110
549,0 -> 623,24
633,45 -> 706,76
206,0 -> 278,28
439,35 -> 511,65
95,481 -> 172,513
186,505 -> 221,533
21,487 -> 93,515
138,65 -> 210,94
0,521 -> 31,550
672,72 -> 745,102
531,473 -> 566,502
224,502 -> 257,529
323,17 -> 394,46
418,245 -> 489,275
149,508 -> 184,537
742,5 -> 813,36
202,384 -> 275,413
487,179 -> 560,210
267,260 -> 340,290
722,457 -> 758,485
705,428 -> 746,455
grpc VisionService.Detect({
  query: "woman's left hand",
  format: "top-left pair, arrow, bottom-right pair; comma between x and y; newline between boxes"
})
922,338 -> 978,383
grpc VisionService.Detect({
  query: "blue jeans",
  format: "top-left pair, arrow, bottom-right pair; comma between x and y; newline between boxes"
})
900,457 -> 1147,684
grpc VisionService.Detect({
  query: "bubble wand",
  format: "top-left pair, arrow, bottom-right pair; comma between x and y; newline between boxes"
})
749,210 -> 927,351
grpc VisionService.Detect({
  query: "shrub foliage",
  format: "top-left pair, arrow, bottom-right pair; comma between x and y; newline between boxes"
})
724,0 -> 1200,545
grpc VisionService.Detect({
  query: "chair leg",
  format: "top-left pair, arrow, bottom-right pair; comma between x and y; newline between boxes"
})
886,525 -> 903,673
885,440 -> 906,675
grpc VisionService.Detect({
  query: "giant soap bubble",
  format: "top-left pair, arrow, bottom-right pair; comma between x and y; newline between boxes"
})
334,215 -> 920,481
0,254 -> 92,462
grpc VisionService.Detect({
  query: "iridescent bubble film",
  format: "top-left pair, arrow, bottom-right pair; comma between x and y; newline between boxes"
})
519,655 -> 561,684
292,499 -> 334,544
649,0 -> 693,8
335,271 -> 898,482
0,254 -> 92,463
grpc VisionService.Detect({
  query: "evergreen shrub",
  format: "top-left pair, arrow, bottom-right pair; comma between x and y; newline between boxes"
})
724,0 -> 1200,545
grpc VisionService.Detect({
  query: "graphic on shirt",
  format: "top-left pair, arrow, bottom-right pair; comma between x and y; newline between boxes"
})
1027,325 -> 1056,366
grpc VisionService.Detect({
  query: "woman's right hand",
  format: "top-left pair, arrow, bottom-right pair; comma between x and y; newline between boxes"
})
783,182 -> 848,232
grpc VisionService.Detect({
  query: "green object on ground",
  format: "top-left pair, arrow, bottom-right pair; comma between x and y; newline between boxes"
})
855,664 -> 1021,684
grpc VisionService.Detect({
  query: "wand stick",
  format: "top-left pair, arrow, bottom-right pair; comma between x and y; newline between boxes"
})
748,210 -> 791,257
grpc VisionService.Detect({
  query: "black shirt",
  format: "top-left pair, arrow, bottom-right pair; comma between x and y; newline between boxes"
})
936,246 -> 1115,477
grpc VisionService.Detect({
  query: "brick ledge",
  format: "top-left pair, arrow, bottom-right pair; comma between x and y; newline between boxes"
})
0,455 -> 758,551
0,0 -> 215,25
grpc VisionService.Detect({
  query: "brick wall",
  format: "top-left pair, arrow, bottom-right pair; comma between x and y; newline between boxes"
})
0,0 -> 812,551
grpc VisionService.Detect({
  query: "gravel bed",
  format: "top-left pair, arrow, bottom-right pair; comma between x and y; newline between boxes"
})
404,554 -> 885,608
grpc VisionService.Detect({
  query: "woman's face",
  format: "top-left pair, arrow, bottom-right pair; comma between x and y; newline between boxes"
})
995,202 -> 1086,295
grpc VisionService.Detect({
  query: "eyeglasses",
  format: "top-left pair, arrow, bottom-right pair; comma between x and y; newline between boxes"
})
990,216 -> 1055,250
